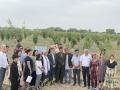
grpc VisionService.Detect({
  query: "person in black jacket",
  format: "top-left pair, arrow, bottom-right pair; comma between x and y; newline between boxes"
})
64,48 -> 73,84
55,47 -> 66,84
48,48 -> 56,85
10,54 -> 19,90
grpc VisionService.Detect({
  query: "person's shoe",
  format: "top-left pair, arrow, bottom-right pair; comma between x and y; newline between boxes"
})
19,85 -> 22,87
64,81 -> 67,84
50,81 -> 53,86
78,83 -> 81,86
82,85 -> 86,88
68,81 -> 71,84
94,88 -> 97,90
88,86 -> 90,89
72,83 -> 76,86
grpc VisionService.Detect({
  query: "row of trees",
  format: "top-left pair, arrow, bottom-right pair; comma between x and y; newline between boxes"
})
0,26 -> 120,50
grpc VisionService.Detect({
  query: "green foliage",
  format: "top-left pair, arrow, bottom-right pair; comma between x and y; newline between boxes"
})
71,37 -> 77,48
52,34 -> 61,44
33,34 -> 38,45
117,39 -> 120,47
106,29 -> 116,34
6,32 -> 10,40
83,35 -> 92,49
0,32 -> 5,41
0,26 -> 119,51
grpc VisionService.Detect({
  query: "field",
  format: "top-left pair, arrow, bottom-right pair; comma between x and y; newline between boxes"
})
0,27 -> 120,90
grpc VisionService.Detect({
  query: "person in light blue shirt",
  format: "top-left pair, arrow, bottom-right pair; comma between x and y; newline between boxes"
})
19,47 -> 26,70
71,49 -> 81,86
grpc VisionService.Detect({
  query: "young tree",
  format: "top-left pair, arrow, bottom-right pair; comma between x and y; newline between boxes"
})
0,32 -> 5,41
33,34 -> 38,45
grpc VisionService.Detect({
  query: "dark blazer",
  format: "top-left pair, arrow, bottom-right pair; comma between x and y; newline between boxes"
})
9,62 -> 19,81
56,52 -> 66,68
66,53 -> 73,68
48,54 -> 56,68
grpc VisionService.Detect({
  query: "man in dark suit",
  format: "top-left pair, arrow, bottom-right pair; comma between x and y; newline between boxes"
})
55,47 -> 66,84
48,48 -> 56,85
64,48 -> 73,84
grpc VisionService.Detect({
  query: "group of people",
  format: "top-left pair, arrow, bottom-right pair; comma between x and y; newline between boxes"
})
0,41 -> 119,90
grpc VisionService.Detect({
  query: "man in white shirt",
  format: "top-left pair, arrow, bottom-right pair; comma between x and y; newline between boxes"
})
80,49 -> 92,89
0,44 -> 8,90
71,49 -> 81,86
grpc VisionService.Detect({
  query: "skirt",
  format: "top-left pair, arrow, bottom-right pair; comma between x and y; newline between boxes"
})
103,67 -> 119,89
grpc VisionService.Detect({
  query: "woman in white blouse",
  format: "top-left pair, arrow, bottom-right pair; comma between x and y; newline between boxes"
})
42,51 -> 50,86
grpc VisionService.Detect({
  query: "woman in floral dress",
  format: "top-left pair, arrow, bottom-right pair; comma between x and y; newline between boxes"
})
104,54 -> 118,89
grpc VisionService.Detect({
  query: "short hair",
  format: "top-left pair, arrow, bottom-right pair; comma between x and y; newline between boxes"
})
84,48 -> 88,51
59,47 -> 63,50
12,54 -> 19,60
75,49 -> 79,52
17,39 -> 20,42
25,48 -> 32,54
36,54 -> 43,60
0,44 -> 6,48
6,45 -> 9,48
92,53 -> 97,58
110,54 -> 115,58
33,50 -> 38,56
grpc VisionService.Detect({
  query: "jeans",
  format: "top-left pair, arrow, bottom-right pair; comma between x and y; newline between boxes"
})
35,74 -> 42,88
82,66 -> 90,87
11,79 -> 19,90
49,67 -> 55,82
55,66 -> 65,83
64,69 -> 72,83
0,68 -> 6,90
73,69 -> 80,84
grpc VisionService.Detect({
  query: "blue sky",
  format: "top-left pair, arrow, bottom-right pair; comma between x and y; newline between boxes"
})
0,0 -> 120,32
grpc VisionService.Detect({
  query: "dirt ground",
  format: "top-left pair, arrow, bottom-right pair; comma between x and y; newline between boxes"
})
3,68 -> 120,90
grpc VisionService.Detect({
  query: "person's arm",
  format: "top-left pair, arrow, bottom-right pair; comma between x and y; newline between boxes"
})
80,56 -> 82,70
115,66 -> 117,75
114,62 -> 117,75
27,61 -> 32,75
71,56 -> 76,68
96,61 -> 99,75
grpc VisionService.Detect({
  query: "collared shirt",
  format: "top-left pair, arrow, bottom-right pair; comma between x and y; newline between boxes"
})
71,55 -> 81,69
19,51 -> 26,64
52,54 -> 55,65
65,55 -> 69,70
80,54 -> 92,67
42,55 -> 50,75
0,51 -> 8,68
36,60 -> 43,75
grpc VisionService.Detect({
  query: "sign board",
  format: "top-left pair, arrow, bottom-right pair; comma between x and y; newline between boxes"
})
35,45 -> 47,53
